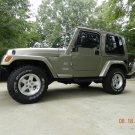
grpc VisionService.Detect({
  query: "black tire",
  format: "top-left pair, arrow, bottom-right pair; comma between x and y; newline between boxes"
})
78,82 -> 92,88
7,65 -> 48,104
102,68 -> 126,94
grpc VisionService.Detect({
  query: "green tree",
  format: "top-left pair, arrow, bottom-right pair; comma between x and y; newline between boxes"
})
0,0 -> 30,49
25,22 -> 43,47
37,0 -> 98,46
97,0 -> 135,53
95,0 -> 123,33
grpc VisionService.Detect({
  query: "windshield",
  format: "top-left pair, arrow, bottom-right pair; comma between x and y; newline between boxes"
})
52,29 -> 75,48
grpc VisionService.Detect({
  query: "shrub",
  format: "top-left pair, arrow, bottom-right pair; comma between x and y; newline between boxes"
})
0,48 -> 8,70
128,53 -> 135,62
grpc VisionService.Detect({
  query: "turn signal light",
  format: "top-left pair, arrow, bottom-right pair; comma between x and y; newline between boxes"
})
5,56 -> 12,62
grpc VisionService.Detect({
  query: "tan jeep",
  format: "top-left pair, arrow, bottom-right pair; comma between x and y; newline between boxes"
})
1,27 -> 135,104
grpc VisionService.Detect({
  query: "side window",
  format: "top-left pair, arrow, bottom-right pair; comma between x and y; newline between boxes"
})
75,30 -> 100,48
105,34 -> 124,55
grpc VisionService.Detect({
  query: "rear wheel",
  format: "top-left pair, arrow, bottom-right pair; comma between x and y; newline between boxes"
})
78,82 -> 92,88
7,65 -> 48,104
102,68 -> 126,94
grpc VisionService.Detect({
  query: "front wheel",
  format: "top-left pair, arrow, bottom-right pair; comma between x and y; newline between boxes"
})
102,68 -> 126,94
7,65 -> 48,104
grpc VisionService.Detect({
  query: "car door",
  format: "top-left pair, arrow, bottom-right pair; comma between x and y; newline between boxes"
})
71,30 -> 102,77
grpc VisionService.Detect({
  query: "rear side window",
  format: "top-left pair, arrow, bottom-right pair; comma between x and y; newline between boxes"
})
105,34 -> 124,55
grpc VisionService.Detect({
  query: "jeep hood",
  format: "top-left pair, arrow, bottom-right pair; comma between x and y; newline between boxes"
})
7,48 -> 66,57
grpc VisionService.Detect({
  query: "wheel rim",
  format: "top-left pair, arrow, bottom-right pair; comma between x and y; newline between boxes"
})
18,73 -> 41,96
112,73 -> 123,90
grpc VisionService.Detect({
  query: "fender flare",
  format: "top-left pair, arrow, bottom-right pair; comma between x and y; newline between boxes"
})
99,60 -> 128,77
4,55 -> 58,78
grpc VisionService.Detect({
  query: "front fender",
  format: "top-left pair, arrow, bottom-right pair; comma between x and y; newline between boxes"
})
1,55 -> 58,78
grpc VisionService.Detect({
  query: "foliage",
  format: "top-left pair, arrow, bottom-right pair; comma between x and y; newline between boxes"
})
0,48 -> 8,61
25,22 -> 42,47
0,0 -> 30,48
0,0 -> 135,57
37,0 -> 98,46
128,53 -> 135,62
97,0 -> 135,53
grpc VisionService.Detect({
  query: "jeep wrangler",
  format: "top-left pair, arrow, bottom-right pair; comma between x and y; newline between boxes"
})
1,27 -> 135,104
